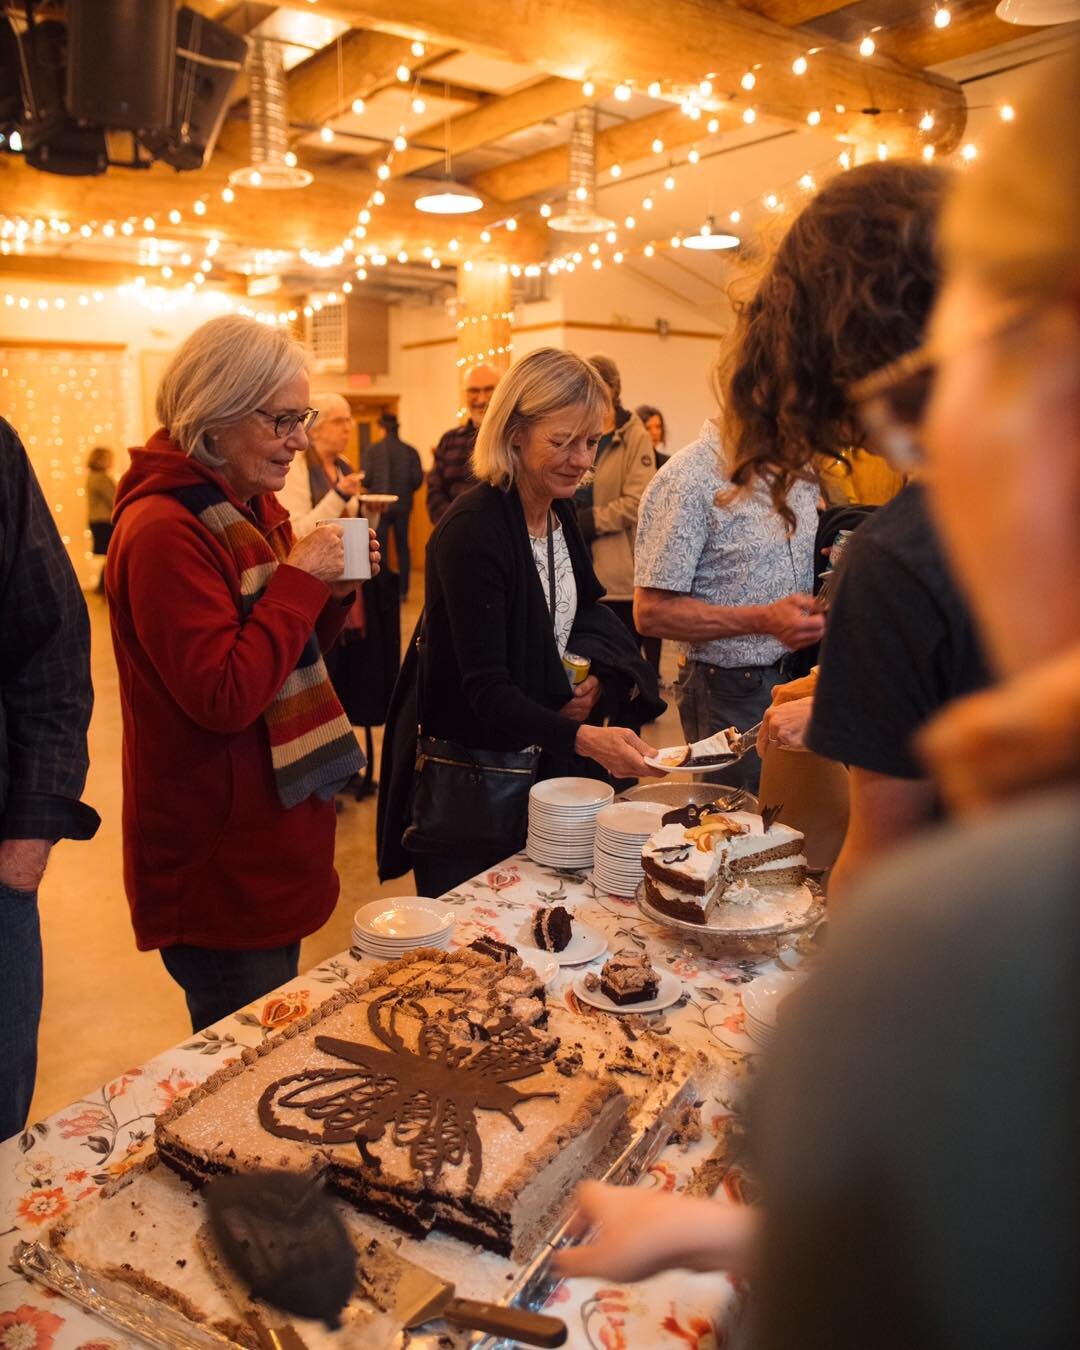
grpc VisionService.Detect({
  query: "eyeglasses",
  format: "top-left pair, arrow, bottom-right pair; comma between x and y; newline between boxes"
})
849,294 -> 1036,471
464,384 -> 497,396
254,407 -> 319,438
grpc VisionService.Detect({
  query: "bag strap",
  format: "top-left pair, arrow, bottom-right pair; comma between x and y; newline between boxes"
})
545,510 -> 557,635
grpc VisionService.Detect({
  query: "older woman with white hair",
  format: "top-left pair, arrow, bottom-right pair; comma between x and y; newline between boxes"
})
106,314 -> 379,1030
276,390 -> 365,537
378,347 -> 660,897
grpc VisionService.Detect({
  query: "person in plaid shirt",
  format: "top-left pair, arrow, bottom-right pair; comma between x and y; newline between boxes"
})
425,362 -> 500,524
0,417 -> 99,1140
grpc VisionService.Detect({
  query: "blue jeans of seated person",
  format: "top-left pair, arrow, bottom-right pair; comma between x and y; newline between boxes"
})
674,659 -> 784,795
160,942 -> 301,1034
0,880 -> 44,1142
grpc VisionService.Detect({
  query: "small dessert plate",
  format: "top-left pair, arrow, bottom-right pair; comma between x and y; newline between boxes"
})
513,944 -> 561,986
644,727 -> 751,774
523,920 -> 607,966
355,897 -> 454,939
572,969 -> 682,1015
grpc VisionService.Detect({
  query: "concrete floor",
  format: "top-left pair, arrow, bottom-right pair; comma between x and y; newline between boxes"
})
30,588 -> 680,1122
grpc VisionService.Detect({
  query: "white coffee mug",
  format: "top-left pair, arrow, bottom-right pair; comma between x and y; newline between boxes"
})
317,516 -> 371,582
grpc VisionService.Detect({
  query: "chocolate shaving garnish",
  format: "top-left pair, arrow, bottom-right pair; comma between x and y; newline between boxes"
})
654,845 -> 691,864
761,802 -> 784,831
258,991 -> 558,1193
660,799 -> 735,829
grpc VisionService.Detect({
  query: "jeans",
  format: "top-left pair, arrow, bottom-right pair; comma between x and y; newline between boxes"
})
0,881 -> 43,1141
376,514 -> 411,599
160,942 -> 301,1033
674,658 -> 784,794
412,849 -> 507,899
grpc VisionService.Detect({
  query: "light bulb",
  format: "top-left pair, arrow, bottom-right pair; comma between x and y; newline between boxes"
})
614,251 -> 623,263
372,189 -> 385,205
740,71 -> 755,91
807,109 -> 821,126
859,36 -> 875,57
799,173 -> 815,190
575,185 -> 588,201
707,118 -> 720,134
506,217 -> 517,231
411,96 -> 426,115
221,187 -> 235,203
729,210 -> 741,224
688,148 -> 700,164
923,144 -> 936,161
480,229 -> 491,243
920,112 -> 935,132
934,7 -> 951,28
582,79 -> 595,97
540,203 -> 552,218
411,40 -> 425,57
193,199 -> 207,215
393,134 -> 407,152
961,142 -> 977,161
670,235 -> 681,248
351,97 -> 366,115
168,209 -> 181,224
644,243 -> 655,257
610,163 -> 622,178
743,107 -> 757,124
624,214 -> 636,229
605,229 -> 617,243
699,79 -> 712,96
792,56 -> 808,76
588,241 -> 599,255
839,150 -> 852,169
651,138 -> 664,154
396,64 -> 410,82
614,83 -> 631,102
1000,104 -> 1015,122
664,174 -> 676,190
648,81 -> 662,98
284,151 -> 298,167
377,163 -> 391,180
144,215 -> 156,228
643,196 -> 654,210
320,125 -> 334,144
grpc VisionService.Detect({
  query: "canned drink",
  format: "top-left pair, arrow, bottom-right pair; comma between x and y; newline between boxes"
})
562,652 -> 591,687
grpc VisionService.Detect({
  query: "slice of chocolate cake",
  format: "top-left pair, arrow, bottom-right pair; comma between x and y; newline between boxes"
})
533,904 -> 573,952
467,935 -> 519,963
599,953 -> 660,1006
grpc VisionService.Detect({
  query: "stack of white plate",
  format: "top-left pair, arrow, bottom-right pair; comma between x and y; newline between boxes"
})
352,897 -> 455,962
526,777 -> 614,869
740,970 -> 805,1050
592,800 -> 669,897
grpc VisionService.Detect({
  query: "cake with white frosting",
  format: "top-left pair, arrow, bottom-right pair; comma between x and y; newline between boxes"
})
641,807 -> 806,924
155,949 -> 632,1258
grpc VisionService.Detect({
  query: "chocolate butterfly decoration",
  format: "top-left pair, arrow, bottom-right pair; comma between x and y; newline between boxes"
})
258,992 -> 557,1191
761,802 -> 785,831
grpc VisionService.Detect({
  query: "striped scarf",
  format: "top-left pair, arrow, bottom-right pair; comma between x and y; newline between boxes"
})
172,481 -> 364,808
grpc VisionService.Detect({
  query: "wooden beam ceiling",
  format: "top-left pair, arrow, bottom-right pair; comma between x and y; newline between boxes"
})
0,253 -> 249,293
310,0 -> 967,151
875,1 -> 1044,70
0,147 -> 543,261
471,103 -> 748,205
382,76 -> 586,178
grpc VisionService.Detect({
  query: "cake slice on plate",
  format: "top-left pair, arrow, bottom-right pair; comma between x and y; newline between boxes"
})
599,953 -> 660,1006
533,904 -> 573,952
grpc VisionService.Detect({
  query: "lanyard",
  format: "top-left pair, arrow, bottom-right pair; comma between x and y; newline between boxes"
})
545,510 -> 557,633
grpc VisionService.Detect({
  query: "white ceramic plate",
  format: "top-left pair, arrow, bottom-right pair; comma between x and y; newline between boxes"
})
594,801 -> 668,834
740,970 -> 806,1028
572,968 -> 682,1015
522,919 -> 607,966
643,750 -> 738,774
512,944 -> 561,986
356,493 -> 399,507
354,897 -> 454,940
530,778 -> 615,809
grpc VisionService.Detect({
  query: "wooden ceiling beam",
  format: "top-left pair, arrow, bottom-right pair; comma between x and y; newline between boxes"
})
471,103 -> 746,204
308,0 -> 967,151
876,1 -> 1044,70
0,149 -> 544,259
215,29 -> 444,162
733,2 -> 848,22
384,76 -> 586,177
0,252 -> 249,293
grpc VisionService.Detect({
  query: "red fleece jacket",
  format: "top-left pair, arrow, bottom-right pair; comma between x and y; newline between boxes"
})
106,431 -> 351,951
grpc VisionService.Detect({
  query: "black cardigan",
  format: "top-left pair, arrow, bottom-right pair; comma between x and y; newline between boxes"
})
418,483 -> 603,754
377,483 -> 606,879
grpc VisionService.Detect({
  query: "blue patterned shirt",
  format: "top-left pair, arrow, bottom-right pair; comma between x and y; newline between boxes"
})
634,420 -> 818,667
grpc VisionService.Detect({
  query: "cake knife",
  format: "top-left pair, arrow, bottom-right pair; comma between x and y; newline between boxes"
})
386,1244 -> 567,1346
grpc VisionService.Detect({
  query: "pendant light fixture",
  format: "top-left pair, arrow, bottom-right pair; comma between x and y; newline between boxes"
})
548,108 -> 617,234
681,216 -> 740,250
229,37 -> 312,189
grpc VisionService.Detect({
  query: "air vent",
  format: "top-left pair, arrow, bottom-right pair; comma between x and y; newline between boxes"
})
304,301 -> 346,373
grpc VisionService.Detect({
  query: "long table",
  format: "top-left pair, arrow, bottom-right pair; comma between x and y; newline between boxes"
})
0,854 -> 803,1348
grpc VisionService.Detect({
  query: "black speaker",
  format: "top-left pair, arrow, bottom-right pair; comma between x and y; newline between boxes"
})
67,0 -> 175,134
142,7 -> 247,172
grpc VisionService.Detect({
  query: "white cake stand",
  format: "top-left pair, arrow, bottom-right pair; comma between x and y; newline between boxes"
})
636,879 -> 825,959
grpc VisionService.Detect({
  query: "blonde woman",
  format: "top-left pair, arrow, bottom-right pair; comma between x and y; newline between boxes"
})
106,315 -> 379,1030
379,347 -> 659,896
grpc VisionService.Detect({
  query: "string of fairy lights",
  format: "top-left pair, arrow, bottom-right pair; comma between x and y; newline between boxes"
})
0,3 -> 1025,319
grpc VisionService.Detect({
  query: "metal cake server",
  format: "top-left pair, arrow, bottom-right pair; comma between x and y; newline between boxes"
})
388,1243 -> 567,1347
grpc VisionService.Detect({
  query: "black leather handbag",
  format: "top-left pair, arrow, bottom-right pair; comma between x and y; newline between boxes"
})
402,514 -> 560,857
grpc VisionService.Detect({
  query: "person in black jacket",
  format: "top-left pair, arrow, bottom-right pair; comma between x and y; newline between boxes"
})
364,411 -> 423,600
0,418 -> 100,1140
378,349 -> 659,896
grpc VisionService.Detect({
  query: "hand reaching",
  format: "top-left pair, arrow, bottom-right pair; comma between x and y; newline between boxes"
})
560,674 -> 601,724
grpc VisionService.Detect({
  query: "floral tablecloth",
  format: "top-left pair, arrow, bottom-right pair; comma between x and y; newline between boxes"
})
0,854 -> 806,1350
